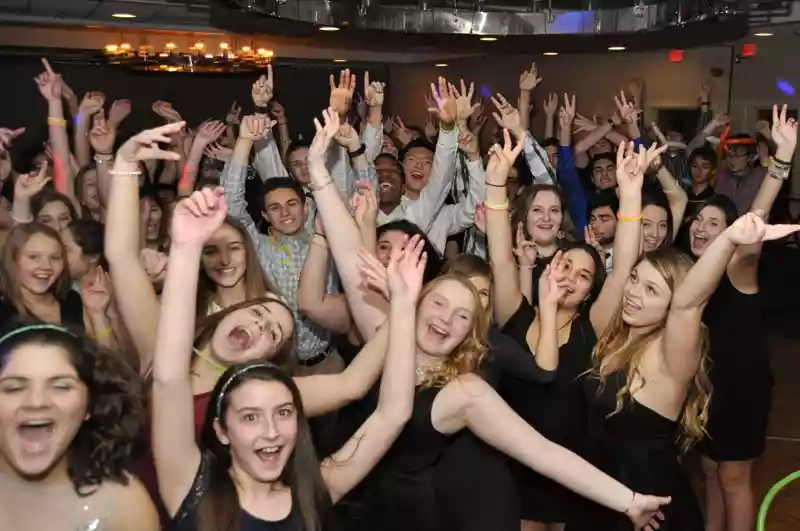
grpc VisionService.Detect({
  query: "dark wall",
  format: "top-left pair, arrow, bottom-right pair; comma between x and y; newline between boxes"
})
0,56 -> 390,166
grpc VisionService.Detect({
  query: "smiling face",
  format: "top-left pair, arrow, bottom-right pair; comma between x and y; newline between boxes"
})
376,157 -> 404,205
557,248 -> 597,309
376,229 -> 409,267
641,204 -> 669,252
202,224 -> 247,289
525,190 -> 563,246
80,169 -> 101,211
16,232 -> 64,296
402,147 -> 434,195
210,300 -> 294,365
415,279 -> 476,360
141,197 -> 163,243
287,147 -> 310,185
214,379 -> 297,483
690,205 -> 727,257
37,200 -> 72,233
263,188 -> 306,236
0,343 -> 88,479
621,260 -> 673,328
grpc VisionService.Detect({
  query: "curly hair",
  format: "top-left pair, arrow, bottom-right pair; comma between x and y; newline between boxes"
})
0,323 -> 144,495
415,273 -> 490,389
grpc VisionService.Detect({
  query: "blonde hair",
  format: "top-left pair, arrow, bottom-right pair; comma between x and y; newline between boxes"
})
590,247 -> 712,452
416,273 -> 490,389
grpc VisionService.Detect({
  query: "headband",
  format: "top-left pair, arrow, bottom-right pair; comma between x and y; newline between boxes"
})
215,362 -> 280,419
0,324 -> 72,346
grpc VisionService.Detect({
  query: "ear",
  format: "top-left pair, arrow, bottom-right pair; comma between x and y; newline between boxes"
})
213,417 -> 230,446
260,210 -> 270,224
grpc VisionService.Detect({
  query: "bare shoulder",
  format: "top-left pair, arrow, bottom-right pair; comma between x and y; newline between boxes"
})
107,475 -> 160,531
431,374 -> 492,434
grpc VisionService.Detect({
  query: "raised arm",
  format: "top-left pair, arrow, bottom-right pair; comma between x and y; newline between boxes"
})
73,92 -> 105,169
320,237 -> 424,502
308,108 -> 389,340
485,128 -> 528,325
34,59 -> 74,200
590,142 -> 666,335
535,255 -> 567,371
105,123 -> 184,372
152,188 -> 228,517
666,213 -> 800,382
653,164 -> 688,241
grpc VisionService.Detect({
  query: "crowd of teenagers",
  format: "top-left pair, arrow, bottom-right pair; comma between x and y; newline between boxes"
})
0,56 -> 797,531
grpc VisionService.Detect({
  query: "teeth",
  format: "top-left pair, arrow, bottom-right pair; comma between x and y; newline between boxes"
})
21,420 -> 53,427
218,267 -> 235,274
379,183 -> 392,191
430,325 -> 448,338
258,446 -> 281,455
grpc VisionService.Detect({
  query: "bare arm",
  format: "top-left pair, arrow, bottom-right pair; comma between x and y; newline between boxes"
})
298,234 -> 352,335
109,477 -> 160,531
654,166 -> 688,241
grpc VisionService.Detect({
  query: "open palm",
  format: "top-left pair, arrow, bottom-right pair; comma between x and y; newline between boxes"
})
387,234 -> 427,302
171,188 -> 228,247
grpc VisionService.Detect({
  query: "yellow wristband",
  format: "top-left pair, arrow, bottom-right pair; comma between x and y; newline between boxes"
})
48,117 -> 67,127
483,199 -> 510,211
92,325 -> 113,341
616,213 -> 643,222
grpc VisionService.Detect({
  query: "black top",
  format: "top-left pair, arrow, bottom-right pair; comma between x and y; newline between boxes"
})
169,452 -> 300,531
0,290 -> 85,333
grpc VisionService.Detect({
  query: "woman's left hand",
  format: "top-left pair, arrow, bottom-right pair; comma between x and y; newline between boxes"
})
387,234 -> 427,303
725,210 -> 800,246
308,107 -> 340,174
82,266 -> 112,313
625,492 -> 671,530
771,103 -> 798,160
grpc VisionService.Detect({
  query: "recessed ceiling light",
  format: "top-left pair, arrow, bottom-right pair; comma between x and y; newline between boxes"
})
111,13 -> 136,19
435,63 -> 448,67
319,26 -> 340,31
543,52 -> 558,56
333,59 -> 347,62
480,37 -> 498,41
754,32 -> 773,37
608,46 -> 626,51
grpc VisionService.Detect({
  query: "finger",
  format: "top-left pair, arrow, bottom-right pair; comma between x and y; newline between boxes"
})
762,224 -> 800,241
497,93 -> 510,107
181,196 -> 202,218
467,81 -> 475,100
492,112 -> 503,127
41,58 -> 55,75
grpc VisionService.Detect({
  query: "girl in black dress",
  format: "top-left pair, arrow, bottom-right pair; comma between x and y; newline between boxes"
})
153,186 -> 426,531
694,105 -> 797,531
485,127 -> 665,530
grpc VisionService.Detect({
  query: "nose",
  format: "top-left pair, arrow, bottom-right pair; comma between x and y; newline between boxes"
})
261,415 -> 280,441
219,248 -> 231,266
23,386 -> 51,409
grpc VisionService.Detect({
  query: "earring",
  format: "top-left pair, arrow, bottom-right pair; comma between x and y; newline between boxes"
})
557,229 -> 565,240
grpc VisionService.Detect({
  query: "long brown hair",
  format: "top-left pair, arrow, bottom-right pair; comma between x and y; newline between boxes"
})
0,223 -> 72,319
416,273 -> 490,389
442,254 -> 493,322
512,184 -> 577,243
195,217 -> 279,317
589,247 -> 712,451
198,362 -> 330,531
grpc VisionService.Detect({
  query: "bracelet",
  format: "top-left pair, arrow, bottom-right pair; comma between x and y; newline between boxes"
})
308,179 -> 333,192
616,213 -> 643,222
94,154 -> 113,164
348,143 -> 367,159
772,155 -> 793,167
486,182 -> 506,188
109,170 -> 142,177
440,121 -> 456,132
483,199 -> 510,211
48,117 -> 67,127
9,212 -> 34,224
623,491 -> 636,515
92,325 -> 114,341
519,264 -> 535,270
768,166 -> 790,181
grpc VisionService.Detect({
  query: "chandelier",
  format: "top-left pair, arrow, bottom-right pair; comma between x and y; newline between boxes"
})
103,39 -> 274,73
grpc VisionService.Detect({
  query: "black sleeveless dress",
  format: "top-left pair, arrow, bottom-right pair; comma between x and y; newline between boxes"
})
698,272 -> 773,461
0,290 -> 85,332
169,453 -> 301,531
499,297 -> 597,523
568,372 -> 704,531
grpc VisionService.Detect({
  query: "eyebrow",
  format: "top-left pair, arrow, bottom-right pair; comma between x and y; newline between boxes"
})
262,304 -> 286,342
0,375 -> 79,383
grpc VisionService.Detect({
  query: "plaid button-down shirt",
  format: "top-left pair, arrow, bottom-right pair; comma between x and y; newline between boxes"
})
221,161 -> 336,361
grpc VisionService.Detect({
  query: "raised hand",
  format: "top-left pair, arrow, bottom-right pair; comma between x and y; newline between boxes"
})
0,127 -> 25,153
203,142 -> 233,162
330,69 -> 357,117
14,161 -> 50,199
486,128 -> 524,184
239,115 -> 275,141
614,91 -> 641,124
539,256 -> 567,308
116,122 -> 186,164
519,62 -> 542,92
424,115 -> 437,140
226,101 -> 242,125
269,101 -> 287,124
428,77 -> 458,126
616,141 -> 666,193
79,92 -> 106,117
334,121 -> 361,151
60,81 -> 79,115
543,93 -> 558,117
252,66 -> 274,107
458,129 -> 479,159
454,79 -> 481,124
171,187 -> 228,247
771,104 -> 798,158
725,211 -> 800,246
364,71 -> 386,108
585,225 -> 607,263
573,113 -> 598,134
513,221 -> 537,267
387,233 -> 427,302
628,78 -> 644,102
34,58 -> 62,102
309,107 -> 341,171
89,112 -> 116,155
625,493 -> 671,530
82,266 -> 112,314
108,99 -> 131,127
491,93 -> 524,139
140,248 -> 169,284
392,116 -> 413,146
196,120 -> 227,146
152,101 -> 182,123
559,94 -> 576,130
351,181 -> 378,228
